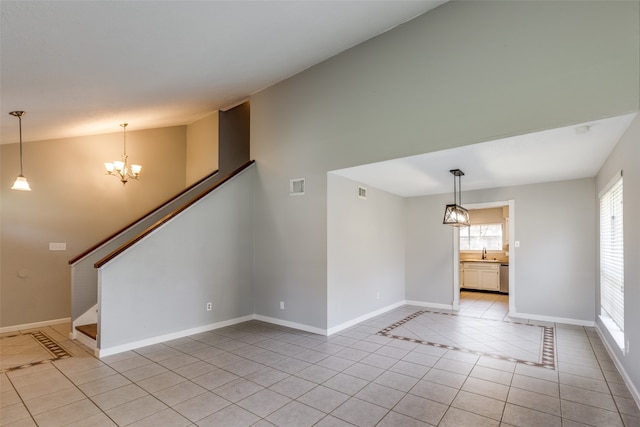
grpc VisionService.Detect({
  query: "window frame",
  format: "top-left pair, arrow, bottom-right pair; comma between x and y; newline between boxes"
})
598,171 -> 625,351
459,223 -> 503,253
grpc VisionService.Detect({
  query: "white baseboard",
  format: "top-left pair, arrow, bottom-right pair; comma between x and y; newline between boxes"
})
0,317 -> 71,334
595,324 -> 640,409
74,330 -> 99,357
510,311 -> 595,327
98,315 -> 254,358
326,301 -> 406,336
404,300 -> 454,311
253,315 -> 327,336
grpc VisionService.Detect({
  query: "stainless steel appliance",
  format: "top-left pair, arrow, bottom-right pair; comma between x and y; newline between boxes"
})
500,264 -> 509,293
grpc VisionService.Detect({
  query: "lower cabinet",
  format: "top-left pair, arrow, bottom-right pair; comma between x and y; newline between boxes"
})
461,262 -> 500,291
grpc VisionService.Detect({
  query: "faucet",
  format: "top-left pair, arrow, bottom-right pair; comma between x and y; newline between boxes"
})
482,247 -> 487,260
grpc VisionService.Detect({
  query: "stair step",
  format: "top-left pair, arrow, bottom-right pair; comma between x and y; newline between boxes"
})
76,323 -> 97,340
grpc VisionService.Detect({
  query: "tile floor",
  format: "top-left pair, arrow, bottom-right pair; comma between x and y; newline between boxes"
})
2,292 -> 640,426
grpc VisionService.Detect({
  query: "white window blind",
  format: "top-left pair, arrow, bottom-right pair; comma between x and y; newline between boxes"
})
460,224 -> 502,251
600,174 -> 624,331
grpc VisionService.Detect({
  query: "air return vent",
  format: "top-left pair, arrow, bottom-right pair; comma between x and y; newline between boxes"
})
290,178 -> 305,196
358,186 -> 367,199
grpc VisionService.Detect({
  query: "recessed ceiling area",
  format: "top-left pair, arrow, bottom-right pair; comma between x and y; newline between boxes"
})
0,0 -> 447,144
331,113 -> 637,197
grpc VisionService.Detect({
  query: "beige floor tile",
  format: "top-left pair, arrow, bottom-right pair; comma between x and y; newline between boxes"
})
470,365 -> 514,385
104,394 -> 168,426
511,374 -> 559,397
236,388 -> 292,418
173,391 -> 231,422
393,393 -> 448,425
297,385 -> 347,413
451,390 -> 505,421
409,379 -> 459,405
198,403 -> 261,427
0,402 -> 31,425
502,402 -> 561,427
560,383 -> 617,411
32,398 -> 101,427
3,302 -> 636,427
127,408 -> 192,427
440,406 -> 500,427
22,386 -> 85,415
561,400 -> 624,427
330,397 -> 388,427
91,383 -> 149,410
506,387 -> 561,416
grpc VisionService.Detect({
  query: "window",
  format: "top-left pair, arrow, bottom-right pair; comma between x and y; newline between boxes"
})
599,173 -> 624,342
460,223 -> 502,251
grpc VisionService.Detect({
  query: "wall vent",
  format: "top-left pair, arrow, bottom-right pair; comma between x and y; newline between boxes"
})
290,178 -> 305,196
358,186 -> 368,199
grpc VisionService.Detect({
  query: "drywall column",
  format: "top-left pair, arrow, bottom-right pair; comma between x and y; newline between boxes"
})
219,102 -> 250,175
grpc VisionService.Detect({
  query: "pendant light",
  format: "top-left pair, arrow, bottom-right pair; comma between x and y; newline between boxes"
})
104,123 -> 142,184
9,111 -> 31,191
443,169 -> 469,226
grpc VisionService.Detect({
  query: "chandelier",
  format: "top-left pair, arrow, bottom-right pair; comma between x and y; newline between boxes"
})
443,169 -> 470,227
10,111 -> 32,191
104,123 -> 141,184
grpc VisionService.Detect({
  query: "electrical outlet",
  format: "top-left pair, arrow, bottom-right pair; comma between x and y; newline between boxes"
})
49,242 -> 67,251
376,292 -> 380,300
206,302 -> 212,311
280,301 -> 285,310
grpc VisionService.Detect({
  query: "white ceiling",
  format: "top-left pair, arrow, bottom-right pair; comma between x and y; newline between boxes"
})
2,1 -> 634,196
332,113 -> 637,197
0,0 -> 447,144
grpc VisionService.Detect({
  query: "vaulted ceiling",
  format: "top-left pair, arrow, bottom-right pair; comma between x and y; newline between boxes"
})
0,0 -> 446,143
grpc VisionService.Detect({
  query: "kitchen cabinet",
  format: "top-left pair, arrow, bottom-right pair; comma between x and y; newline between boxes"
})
461,262 -> 500,291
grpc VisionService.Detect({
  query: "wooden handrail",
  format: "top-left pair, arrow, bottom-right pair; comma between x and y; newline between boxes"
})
69,168 -> 224,265
93,160 -> 255,269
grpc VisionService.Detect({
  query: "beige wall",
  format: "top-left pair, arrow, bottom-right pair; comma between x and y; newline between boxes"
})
1,126 -> 187,327
186,112 -> 219,186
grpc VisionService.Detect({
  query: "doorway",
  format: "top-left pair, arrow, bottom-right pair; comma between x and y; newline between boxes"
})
452,200 -> 515,316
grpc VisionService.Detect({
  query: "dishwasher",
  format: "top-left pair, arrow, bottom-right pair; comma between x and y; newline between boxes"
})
500,264 -> 509,294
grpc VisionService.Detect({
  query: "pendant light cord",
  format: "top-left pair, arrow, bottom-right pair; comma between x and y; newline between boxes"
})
18,114 -> 24,175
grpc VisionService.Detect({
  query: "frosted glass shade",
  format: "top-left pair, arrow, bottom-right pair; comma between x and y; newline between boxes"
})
11,175 -> 31,191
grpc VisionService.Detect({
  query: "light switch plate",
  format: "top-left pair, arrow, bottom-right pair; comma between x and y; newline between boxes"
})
49,242 -> 67,251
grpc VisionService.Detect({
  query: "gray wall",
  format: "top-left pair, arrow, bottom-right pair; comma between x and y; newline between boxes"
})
405,193 -> 458,307
405,179 -> 597,322
98,166 -> 255,350
251,0 -> 637,329
596,114 -> 640,397
327,174 -> 405,329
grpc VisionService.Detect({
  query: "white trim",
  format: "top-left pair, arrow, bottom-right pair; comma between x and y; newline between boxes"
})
97,315 -> 254,358
598,170 -> 623,198
454,199 -> 515,315
599,314 -> 626,352
326,301 -> 406,336
596,324 -> 640,409
452,227 -> 460,310
404,300 -> 454,311
253,315 -> 327,336
72,305 -> 98,331
0,317 -> 71,334
74,331 -> 99,357
510,311 -> 595,327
